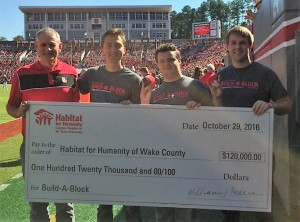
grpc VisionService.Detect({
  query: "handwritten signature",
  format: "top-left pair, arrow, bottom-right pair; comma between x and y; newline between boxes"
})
187,186 -> 263,199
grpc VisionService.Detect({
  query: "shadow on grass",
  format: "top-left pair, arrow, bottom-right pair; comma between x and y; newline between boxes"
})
0,158 -> 21,167
114,206 -> 156,222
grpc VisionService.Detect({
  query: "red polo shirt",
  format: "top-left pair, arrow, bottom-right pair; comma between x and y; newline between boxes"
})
7,60 -> 79,135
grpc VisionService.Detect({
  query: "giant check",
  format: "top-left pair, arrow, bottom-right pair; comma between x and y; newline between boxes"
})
25,102 -> 274,212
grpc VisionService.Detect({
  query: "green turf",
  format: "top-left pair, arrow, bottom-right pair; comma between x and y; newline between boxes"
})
0,84 -> 14,124
0,83 -> 22,184
0,134 -> 22,184
0,177 -> 29,222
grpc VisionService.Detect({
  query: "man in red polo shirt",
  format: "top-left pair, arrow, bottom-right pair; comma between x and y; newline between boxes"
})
6,27 -> 78,222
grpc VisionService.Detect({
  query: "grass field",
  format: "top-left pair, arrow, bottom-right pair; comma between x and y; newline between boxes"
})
0,85 -> 14,124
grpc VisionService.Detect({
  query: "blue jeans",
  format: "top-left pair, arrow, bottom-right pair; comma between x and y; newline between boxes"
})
20,141 -> 75,222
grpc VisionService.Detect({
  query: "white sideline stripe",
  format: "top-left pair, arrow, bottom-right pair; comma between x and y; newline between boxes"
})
0,173 -> 23,191
11,173 -> 22,179
0,184 -> 9,191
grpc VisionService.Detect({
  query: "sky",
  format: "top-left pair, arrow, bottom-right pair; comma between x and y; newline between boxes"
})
0,0 -> 211,40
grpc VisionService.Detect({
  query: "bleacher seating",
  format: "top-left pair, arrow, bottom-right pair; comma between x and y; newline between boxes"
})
0,39 -> 227,82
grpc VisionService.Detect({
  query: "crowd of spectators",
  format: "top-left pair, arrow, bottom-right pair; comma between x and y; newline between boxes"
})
0,39 -> 227,83
0,44 -> 26,83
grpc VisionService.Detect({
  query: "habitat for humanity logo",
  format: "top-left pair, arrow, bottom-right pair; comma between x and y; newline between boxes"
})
33,108 -> 83,134
56,113 -> 83,134
34,109 -> 54,125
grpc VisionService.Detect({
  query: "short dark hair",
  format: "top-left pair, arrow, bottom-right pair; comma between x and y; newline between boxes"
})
101,28 -> 126,47
154,43 -> 181,63
226,26 -> 254,46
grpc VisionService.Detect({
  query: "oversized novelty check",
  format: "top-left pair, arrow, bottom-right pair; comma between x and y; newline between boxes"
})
25,102 -> 274,212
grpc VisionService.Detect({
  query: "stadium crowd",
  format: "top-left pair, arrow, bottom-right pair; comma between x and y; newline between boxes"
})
0,39 -> 227,84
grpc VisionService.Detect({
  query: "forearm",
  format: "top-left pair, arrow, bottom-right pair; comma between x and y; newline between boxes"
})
272,96 -> 292,115
140,87 -> 151,104
140,97 -> 150,104
208,81 -> 222,107
6,103 -> 25,118
212,97 -> 222,107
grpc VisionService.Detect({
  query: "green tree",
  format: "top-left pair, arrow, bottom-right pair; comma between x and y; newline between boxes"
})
229,0 -> 253,27
174,5 -> 196,39
0,36 -> 7,41
13,35 -> 25,41
170,11 -> 179,39
196,2 -> 209,22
